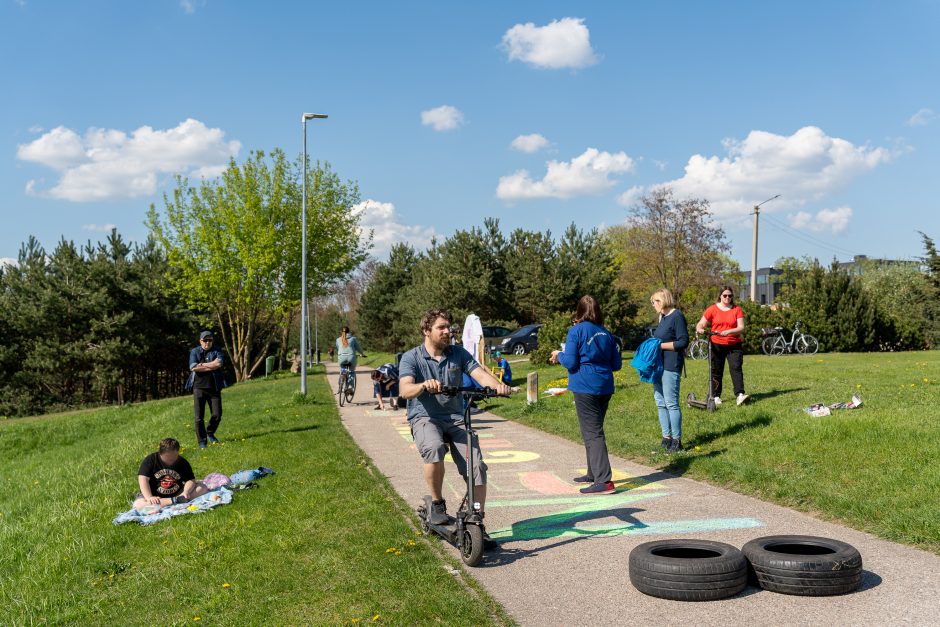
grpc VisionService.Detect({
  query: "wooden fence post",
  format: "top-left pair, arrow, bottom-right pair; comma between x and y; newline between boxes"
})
527,371 -> 538,405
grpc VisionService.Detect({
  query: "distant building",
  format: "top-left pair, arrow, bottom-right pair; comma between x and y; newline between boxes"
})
739,267 -> 784,305
835,254 -> 921,276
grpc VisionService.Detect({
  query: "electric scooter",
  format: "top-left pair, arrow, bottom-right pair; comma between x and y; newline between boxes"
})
415,384 -> 511,567
686,332 -> 718,412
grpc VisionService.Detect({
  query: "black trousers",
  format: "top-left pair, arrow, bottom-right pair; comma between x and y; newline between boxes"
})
193,387 -> 222,443
710,343 -> 745,398
573,393 -> 613,484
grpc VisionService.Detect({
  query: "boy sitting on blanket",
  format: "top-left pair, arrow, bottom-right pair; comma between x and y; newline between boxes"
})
133,438 -> 209,510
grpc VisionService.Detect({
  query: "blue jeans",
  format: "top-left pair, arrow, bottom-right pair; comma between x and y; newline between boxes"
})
653,369 -> 682,439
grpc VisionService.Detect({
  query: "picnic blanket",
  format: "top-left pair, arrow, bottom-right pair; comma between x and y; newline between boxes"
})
112,466 -> 275,526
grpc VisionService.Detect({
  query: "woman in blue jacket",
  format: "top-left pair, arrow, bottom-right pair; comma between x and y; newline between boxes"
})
550,295 -> 623,495
650,288 -> 689,453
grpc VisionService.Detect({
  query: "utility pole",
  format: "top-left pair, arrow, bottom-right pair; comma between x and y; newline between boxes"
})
751,195 -> 781,302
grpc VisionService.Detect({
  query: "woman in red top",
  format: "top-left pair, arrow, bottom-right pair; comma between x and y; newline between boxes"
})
695,286 -> 750,406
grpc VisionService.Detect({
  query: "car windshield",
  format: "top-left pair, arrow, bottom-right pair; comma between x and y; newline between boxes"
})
511,325 -> 538,337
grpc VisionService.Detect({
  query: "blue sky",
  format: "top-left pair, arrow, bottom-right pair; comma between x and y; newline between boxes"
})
2,0 -> 939,270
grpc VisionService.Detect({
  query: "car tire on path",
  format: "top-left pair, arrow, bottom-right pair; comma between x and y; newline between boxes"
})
629,539 -> 748,602
742,535 -> 863,596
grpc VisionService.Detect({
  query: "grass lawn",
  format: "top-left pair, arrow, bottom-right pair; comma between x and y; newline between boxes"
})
0,370 -> 509,625
486,351 -> 940,555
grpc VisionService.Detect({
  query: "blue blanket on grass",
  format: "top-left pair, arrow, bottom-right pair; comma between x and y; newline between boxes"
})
112,466 -> 275,526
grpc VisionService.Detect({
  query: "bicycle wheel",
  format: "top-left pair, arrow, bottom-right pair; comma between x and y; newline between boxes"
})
688,339 -> 708,361
797,335 -> 819,355
338,374 -> 346,407
762,336 -> 785,356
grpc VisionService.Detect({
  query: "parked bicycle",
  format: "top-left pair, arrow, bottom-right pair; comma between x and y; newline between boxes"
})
687,336 -> 709,360
337,363 -> 357,406
761,321 -> 819,355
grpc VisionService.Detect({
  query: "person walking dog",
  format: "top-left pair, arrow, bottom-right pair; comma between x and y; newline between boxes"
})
186,331 -> 226,449
551,295 -> 623,495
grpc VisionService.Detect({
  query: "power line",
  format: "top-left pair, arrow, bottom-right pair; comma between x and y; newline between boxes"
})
761,213 -> 863,260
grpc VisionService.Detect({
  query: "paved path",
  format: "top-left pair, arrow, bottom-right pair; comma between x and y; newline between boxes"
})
329,364 -> 940,626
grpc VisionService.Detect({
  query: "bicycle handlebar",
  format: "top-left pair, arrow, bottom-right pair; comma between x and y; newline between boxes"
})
438,385 -> 518,398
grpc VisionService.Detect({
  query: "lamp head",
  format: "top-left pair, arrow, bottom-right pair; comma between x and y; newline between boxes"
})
302,113 -> 328,120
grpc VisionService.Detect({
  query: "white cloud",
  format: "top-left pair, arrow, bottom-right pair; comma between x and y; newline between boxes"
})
497,147 -> 635,201
790,207 -> 853,235
906,107 -> 936,127
180,0 -> 197,14
352,199 -> 439,258
618,126 -> 893,220
501,17 -> 599,70
81,223 -> 117,232
510,133 -> 550,153
420,105 -> 464,132
652,159 -> 667,171
17,118 -> 240,202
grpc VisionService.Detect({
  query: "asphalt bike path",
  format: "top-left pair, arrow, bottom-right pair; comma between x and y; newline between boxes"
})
328,364 -> 940,626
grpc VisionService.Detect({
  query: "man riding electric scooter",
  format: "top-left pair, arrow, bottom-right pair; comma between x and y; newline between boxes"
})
398,308 -> 512,549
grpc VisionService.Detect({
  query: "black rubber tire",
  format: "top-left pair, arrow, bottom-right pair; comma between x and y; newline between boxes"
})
742,535 -> 862,596
461,525 -> 484,567
629,539 -> 748,602
337,383 -> 346,407
511,342 -> 526,356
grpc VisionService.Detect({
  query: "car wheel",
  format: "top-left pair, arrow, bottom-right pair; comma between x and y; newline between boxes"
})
742,535 -> 863,596
512,343 -> 526,355
629,539 -> 748,602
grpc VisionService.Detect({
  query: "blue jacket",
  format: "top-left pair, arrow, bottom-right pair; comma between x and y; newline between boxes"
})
497,357 -> 512,384
557,321 -> 622,395
630,337 -> 664,383
186,346 -> 227,392
653,309 -> 689,373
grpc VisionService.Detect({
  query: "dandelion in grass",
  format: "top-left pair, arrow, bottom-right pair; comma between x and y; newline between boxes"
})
193,618 -> 201,622
385,547 -> 396,553
222,583 -> 231,589
373,615 -> 380,622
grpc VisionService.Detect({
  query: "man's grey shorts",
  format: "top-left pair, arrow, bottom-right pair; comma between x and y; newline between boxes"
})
410,415 -> 487,486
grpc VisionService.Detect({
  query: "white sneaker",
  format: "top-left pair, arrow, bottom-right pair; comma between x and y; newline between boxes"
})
713,397 -> 722,407
736,393 -> 750,406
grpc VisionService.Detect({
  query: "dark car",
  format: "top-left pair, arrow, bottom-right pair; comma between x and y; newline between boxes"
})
494,324 -> 542,356
483,325 -> 513,343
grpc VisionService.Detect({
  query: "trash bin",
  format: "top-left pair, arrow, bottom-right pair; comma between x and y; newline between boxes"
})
265,355 -> 275,378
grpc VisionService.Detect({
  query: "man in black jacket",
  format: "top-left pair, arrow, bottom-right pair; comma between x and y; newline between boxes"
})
186,331 -> 226,449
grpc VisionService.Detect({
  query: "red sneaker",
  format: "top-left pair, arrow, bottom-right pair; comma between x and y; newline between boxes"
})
579,481 -> 616,495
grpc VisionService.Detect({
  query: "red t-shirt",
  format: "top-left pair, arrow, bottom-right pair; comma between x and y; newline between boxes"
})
703,304 -> 744,345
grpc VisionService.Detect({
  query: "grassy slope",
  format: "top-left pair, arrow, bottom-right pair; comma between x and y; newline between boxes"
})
0,370 -> 509,626
486,351 -> 940,554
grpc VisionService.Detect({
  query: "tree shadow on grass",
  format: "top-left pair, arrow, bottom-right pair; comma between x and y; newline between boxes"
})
239,424 -> 319,441
661,449 -> 728,477
747,387 -> 808,402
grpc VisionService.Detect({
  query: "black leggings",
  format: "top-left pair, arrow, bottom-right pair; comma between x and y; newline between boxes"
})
710,343 -> 745,398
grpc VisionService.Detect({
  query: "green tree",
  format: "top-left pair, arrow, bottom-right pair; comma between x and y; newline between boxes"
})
148,149 -> 367,381
505,228 -> 560,324
358,244 -> 422,352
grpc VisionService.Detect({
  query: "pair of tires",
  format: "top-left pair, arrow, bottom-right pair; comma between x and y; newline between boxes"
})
629,536 -> 862,602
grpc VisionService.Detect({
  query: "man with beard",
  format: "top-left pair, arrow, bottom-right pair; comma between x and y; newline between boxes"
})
398,309 -> 511,533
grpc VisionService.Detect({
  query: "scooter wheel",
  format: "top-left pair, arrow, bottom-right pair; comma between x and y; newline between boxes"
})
461,525 -> 484,566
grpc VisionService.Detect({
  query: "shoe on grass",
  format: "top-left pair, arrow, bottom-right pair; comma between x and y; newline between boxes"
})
668,438 -> 683,453
579,481 -> 616,495
198,441 -> 207,449
736,393 -> 750,406
713,396 -> 722,406
207,435 -> 219,444
661,436 -> 673,450
428,499 -> 448,525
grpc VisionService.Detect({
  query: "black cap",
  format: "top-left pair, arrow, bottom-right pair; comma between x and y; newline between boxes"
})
200,331 -> 214,340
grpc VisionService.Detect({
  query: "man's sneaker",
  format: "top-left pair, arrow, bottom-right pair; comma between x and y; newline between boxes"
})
579,481 -> 616,495
736,393 -> 750,406
713,396 -> 722,407
207,435 -> 220,444
661,437 -> 673,450
572,474 -> 594,483
428,499 -> 449,525
668,438 -> 683,453
198,442 -> 207,449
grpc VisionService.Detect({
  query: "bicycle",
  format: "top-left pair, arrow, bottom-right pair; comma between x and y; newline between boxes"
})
687,336 -> 709,360
337,362 -> 357,406
761,321 -> 819,355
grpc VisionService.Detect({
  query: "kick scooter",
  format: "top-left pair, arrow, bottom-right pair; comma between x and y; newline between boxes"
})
415,384 -> 513,566
686,332 -> 718,412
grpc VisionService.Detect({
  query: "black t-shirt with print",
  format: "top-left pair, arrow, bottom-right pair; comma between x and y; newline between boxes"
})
137,452 -> 195,498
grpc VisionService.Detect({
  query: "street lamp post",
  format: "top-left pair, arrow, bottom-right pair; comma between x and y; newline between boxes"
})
300,112 -> 328,396
750,194 -> 781,302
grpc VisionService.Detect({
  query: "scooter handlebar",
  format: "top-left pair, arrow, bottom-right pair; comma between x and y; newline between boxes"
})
438,385 -> 518,398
